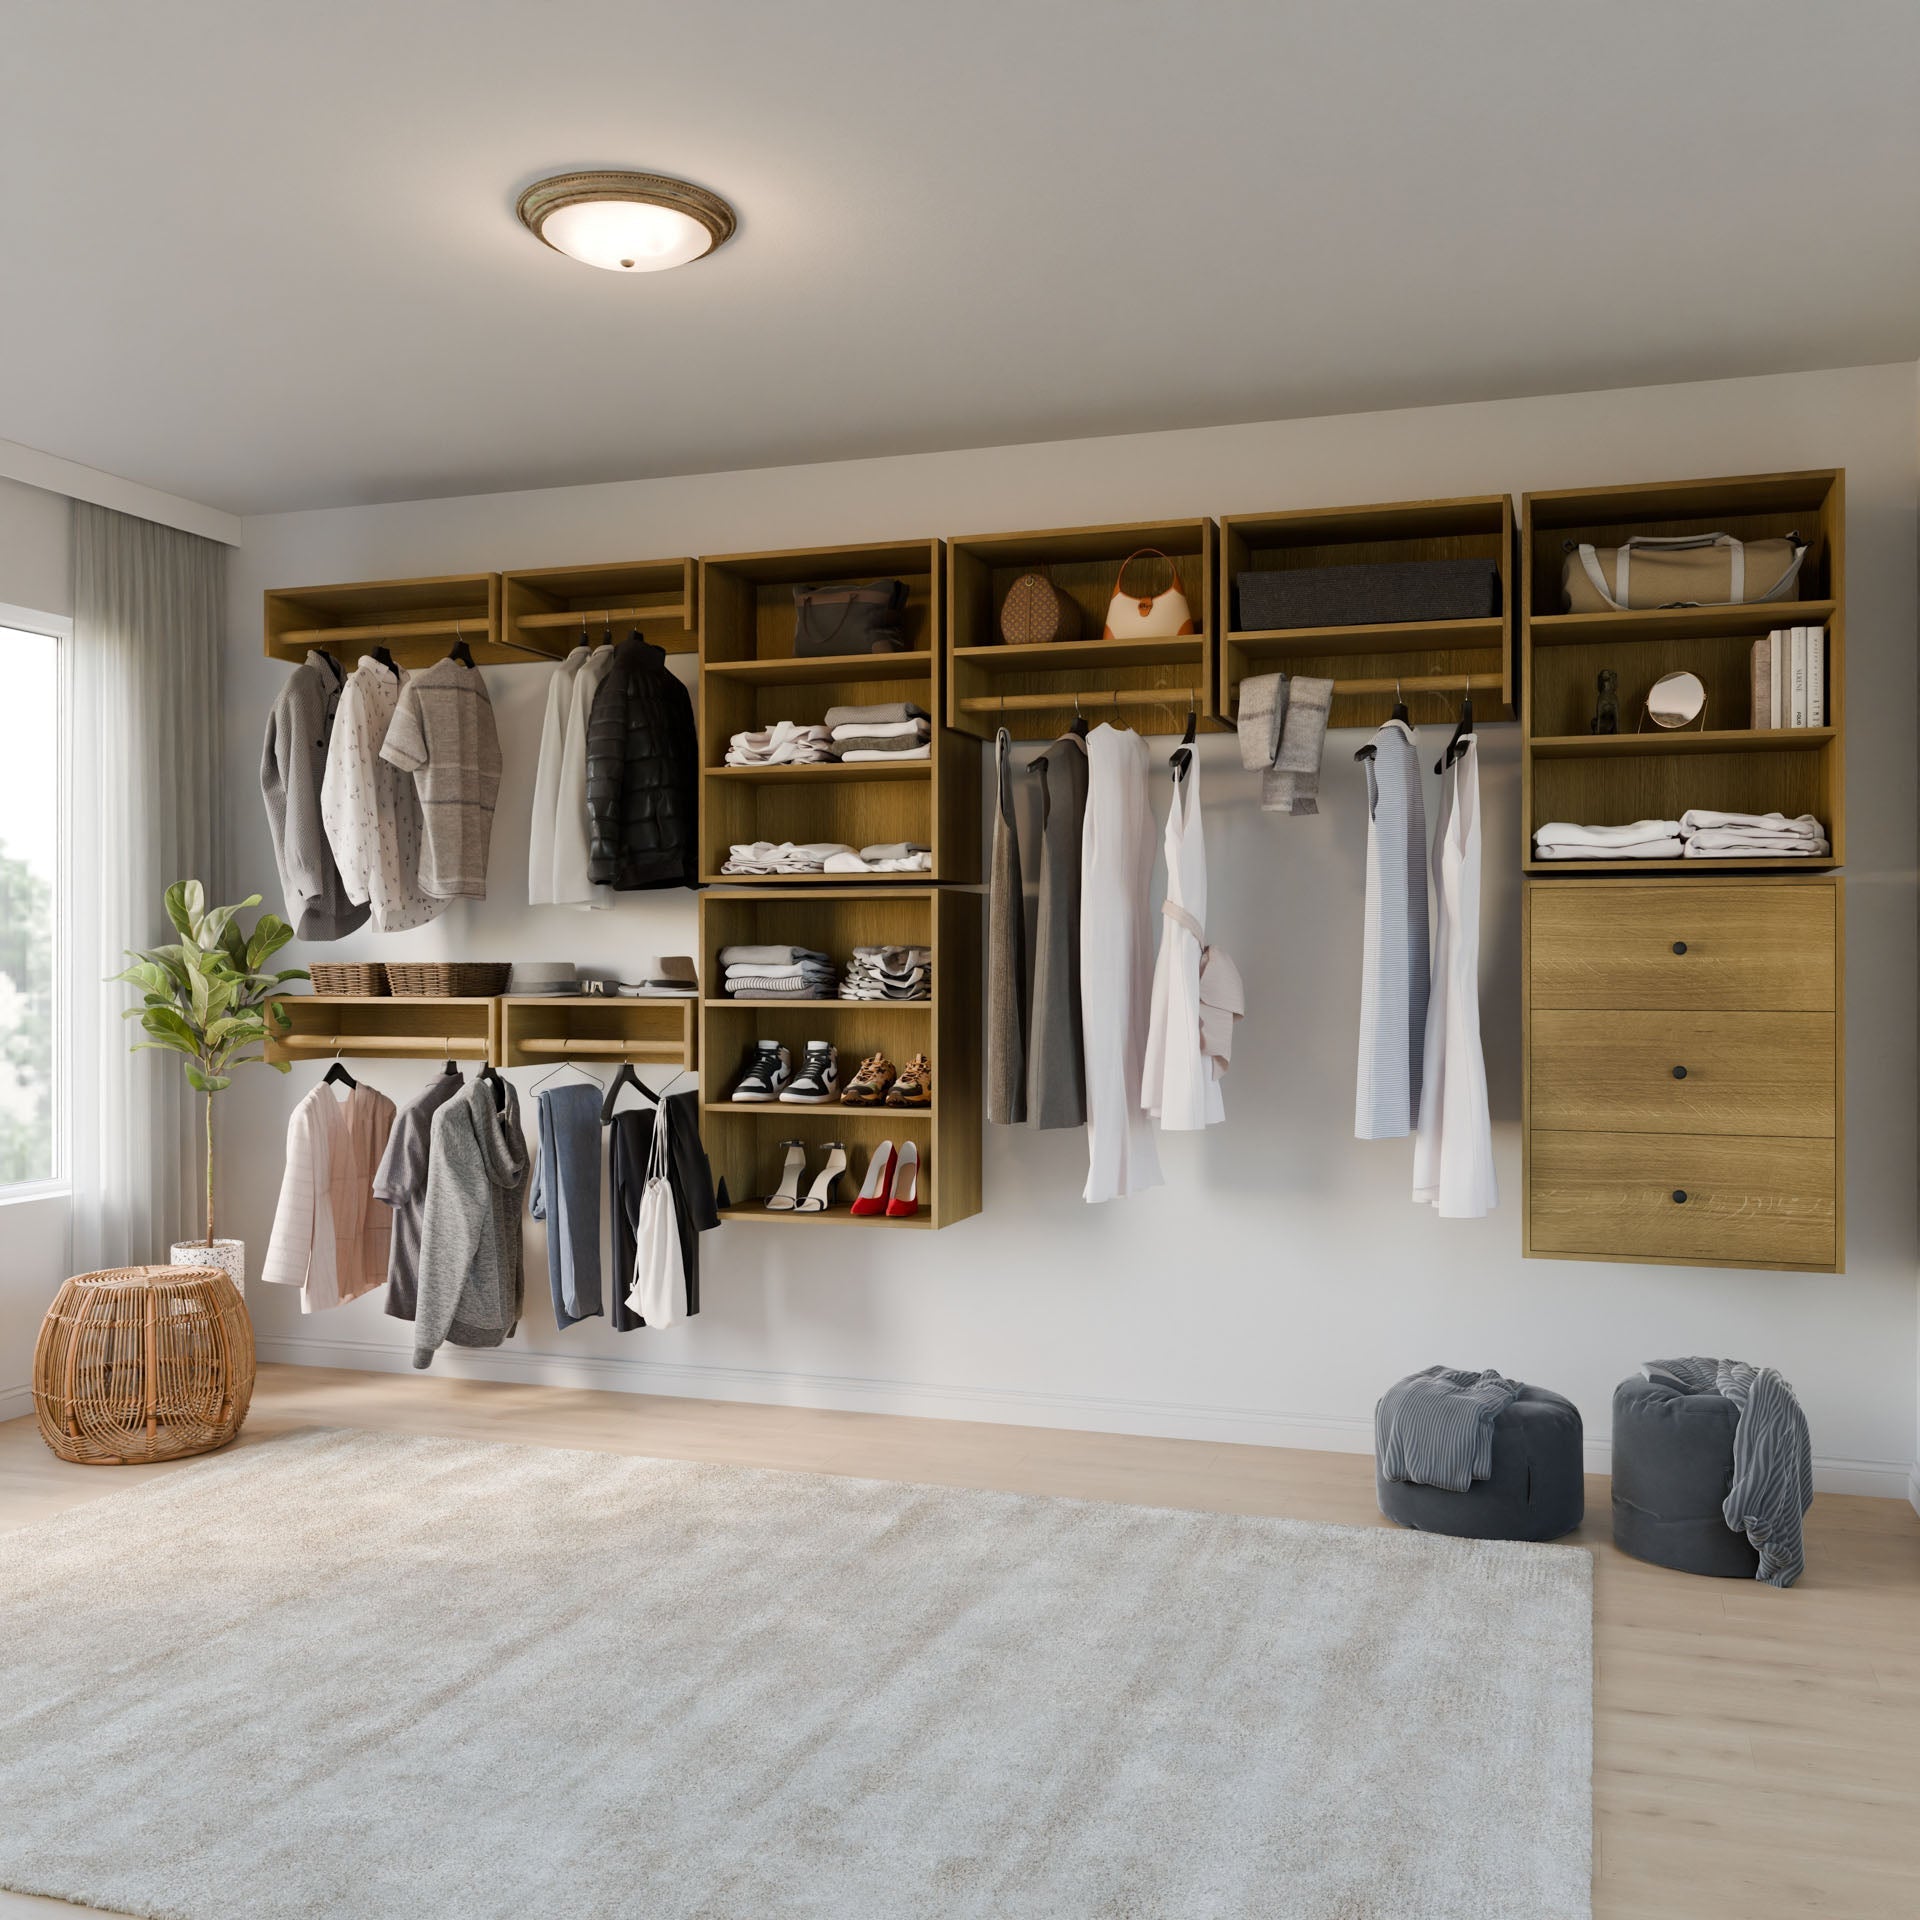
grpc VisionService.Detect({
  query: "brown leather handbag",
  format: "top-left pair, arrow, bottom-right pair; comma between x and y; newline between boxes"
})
1104,549 -> 1197,639
998,570 -> 1081,645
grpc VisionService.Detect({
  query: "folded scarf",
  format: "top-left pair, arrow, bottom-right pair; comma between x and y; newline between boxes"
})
1680,809 -> 1825,839
824,700 -> 928,729
840,743 -> 931,761
1534,818 -> 1684,848
727,976 -> 828,998
1236,672 -> 1283,768
1264,675 -> 1332,815
1535,838 -> 1683,860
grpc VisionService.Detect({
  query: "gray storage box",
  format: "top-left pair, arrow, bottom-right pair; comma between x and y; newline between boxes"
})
1237,558 -> 1500,631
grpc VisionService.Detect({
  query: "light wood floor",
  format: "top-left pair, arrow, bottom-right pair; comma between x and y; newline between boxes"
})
3,1365 -> 1917,1919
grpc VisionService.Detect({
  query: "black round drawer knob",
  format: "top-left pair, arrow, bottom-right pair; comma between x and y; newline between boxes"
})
1672,1065 -> 1688,1079
1672,941 -> 1688,955
1672,1189 -> 1689,1204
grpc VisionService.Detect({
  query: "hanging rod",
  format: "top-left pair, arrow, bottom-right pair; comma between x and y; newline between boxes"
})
957,688 -> 1196,714
514,603 -> 689,631
278,1034 -> 488,1056
277,618 -> 483,645
513,1038 -> 684,1058
1327,673 -> 1503,697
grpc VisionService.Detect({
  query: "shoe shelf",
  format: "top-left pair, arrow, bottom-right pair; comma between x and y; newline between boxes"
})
1218,495 -> 1513,732
698,886 -> 980,1230
501,558 -> 696,657
1521,470 -> 1844,875
947,519 -> 1219,743
263,994 -> 497,1065
264,574 -> 509,667
496,995 -> 696,1070
697,540 -> 978,886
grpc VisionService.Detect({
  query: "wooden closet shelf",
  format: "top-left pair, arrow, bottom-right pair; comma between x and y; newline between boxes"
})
703,998 -> 929,1010
1226,616 -> 1504,660
707,760 -> 929,784
702,650 -> 935,685
1531,727 -> 1836,760
953,635 -> 1205,673
514,603 -> 689,631
716,1204 -> 933,1230
1525,855 -> 1839,875
702,1101 -> 932,1122
959,687 -> 1203,716
515,1038 -> 686,1059
275,1033 -> 490,1058
277,617 -> 544,655
1528,600 -> 1836,646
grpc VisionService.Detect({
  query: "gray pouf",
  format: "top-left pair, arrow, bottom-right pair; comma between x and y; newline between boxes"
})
1611,1375 -> 1760,1578
1376,1384 -> 1584,1542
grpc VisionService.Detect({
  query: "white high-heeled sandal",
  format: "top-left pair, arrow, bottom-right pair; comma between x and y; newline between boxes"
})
764,1139 -> 807,1211
795,1142 -> 849,1213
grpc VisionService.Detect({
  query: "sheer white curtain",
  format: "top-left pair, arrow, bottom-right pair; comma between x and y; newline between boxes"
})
67,502 -> 225,1271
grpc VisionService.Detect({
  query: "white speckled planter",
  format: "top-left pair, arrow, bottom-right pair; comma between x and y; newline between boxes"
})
170,1239 -> 245,1297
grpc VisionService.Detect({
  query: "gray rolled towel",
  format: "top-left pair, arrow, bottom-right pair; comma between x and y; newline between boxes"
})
1264,675 -> 1333,815
1237,672 -> 1286,770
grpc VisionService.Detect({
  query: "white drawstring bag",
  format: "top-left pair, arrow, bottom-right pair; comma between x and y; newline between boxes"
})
625,1094 -> 687,1329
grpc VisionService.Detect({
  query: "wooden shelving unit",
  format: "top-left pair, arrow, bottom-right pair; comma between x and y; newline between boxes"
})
1520,470 -> 1844,874
948,519 -> 1217,742
496,996 -> 696,1070
501,558 -> 697,657
1217,496 -> 1512,731
264,574 -> 510,666
698,540 -> 977,885
698,886 -> 980,1230
263,995 -> 496,1065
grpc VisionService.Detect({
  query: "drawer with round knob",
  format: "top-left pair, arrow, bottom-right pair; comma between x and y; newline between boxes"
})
1529,1010 -> 1835,1138
1527,1130 -> 1836,1269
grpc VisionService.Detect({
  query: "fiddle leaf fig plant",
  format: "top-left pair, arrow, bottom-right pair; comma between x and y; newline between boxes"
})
111,881 -> 308,1245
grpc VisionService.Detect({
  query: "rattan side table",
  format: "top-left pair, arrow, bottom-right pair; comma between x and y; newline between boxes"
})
32,1265 -> 255,1465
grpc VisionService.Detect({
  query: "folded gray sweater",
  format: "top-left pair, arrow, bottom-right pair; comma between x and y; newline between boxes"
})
413,1078 -> 529,1368
823,700 -> 928,729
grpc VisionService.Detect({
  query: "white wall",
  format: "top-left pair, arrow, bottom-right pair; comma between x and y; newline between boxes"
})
218,364 -> 1920,1495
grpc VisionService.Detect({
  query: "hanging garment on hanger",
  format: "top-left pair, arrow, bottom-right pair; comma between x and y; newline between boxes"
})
372,1065 -> 466,1322
528,645 -> 589,904
1027,729 -> 1089,1129
552,643 -> 618,908
379,653 -> 502,901
584,636 -> 699,891
260,651 -> 370,941
625,1095 -> 689,1329
987,728 -> 1028,1125
1079,723 -> 1164,1202
261,1081 -> 396,1313
1412,735 -> 1497,1218
319,656 -> 449,933
412,1078 -> 530,1368
529,1081 -> 605,1329
1141,755 -> 1223,1130
1355,719 -> 1430,1140
609,1088 -> 717,1328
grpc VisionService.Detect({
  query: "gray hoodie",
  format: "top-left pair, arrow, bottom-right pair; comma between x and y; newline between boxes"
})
260,651 -> 371,941
412,1078 -> 529,1369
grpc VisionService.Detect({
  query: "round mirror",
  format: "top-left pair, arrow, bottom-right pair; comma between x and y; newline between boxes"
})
1646,669 -> 1706,729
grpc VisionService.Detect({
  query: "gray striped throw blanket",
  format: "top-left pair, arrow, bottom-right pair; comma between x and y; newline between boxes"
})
1643,1357 -> 1814,1588
1375,1366 -> 1523,1493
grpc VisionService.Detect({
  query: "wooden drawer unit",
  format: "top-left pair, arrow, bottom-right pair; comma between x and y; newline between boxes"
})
1524,875 -> 1843,1272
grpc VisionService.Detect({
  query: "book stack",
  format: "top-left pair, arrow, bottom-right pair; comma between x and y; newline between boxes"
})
1749,627 -> 1828,729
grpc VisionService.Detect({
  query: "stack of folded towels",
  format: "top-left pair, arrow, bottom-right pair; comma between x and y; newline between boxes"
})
839,945 -> 932,1001
1534,819 -> 1683,860
823,842 -> 933,873
1680,809 -> 1830,859
719,945 -> 837,999
726,720 -> 834,767
721,840 -> 855,875
825,700 -> 931,762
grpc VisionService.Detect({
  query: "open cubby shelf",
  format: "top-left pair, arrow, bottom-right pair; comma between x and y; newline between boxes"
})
699,886 -> 979,1230
264,995 -> 496,1065
262,994 -> 697,1070
947,520 -> 1218,742
1520,470 -> 1845,872
501,558 -> 697,657
495,996 -> 696,1070
1218,496 -> 1513,731
264,574 -> 505,667
698,540 -> 977,885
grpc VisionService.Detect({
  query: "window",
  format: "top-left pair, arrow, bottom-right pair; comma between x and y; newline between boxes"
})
0,607 -> 66,1193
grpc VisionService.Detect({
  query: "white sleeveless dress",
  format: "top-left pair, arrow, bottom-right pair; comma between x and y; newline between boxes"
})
1142,755 -> 1220,1130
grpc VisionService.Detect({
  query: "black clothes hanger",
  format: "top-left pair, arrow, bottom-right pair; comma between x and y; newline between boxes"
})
478,1061 -> 507,1112
448,634 -> 475,669
1355,680 -> 1410,764
371,646 -> 396,672
314,648 -> 344,687
1435,683 -> 1475,775
322,1053 -> 358,1091
599,1062 -> 659,1126
1169,691 -> 1198,782
441,1059 -> 463,1078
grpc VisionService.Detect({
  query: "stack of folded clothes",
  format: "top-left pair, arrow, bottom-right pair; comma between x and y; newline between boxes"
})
725,720 -> 834,767
825,700 -> 931,763
721,840 -> 856,875
720,945 -> 837,999
1533,819 -> 1684,860
823,842 -> 933,873
839,945 -> 932,1001
1680,809 -> 1830,859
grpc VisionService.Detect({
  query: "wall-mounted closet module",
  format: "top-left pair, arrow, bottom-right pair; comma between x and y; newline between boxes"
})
501,557 -> 697,657
698,886 -> 981,1228
697,540 -> 977,883
497,995 -> 697,1071
1218,496 -> 1513,731
1520,470 -> 1844,872
264,574 -> 513,665
264,994 -> 497,1066
948,519 -> 1219,742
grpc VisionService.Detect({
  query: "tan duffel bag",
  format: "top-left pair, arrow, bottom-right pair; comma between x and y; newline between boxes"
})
1561,532 -> 1807,612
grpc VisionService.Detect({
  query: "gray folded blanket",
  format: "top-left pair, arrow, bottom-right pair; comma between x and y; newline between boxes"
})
718,944 -> 830,967
1376,1366 -> 1524,1492
1236,672 -> 1334,815
824,700 -> 929,729
1643,1357 -> 1814,1588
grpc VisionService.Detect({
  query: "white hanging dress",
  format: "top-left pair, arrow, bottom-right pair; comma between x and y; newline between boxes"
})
1080,724 -> 1164,1202
1142,755 -> 1220,1130
1411,734 -> 1498,1217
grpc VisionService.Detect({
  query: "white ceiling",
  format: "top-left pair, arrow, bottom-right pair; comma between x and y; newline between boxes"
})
5,0 -> 1919,515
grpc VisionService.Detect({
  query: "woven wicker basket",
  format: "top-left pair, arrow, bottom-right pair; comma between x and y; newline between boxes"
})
308,961 -> 388,996
33,1266 -> 255,1466
387,961 -> 512,998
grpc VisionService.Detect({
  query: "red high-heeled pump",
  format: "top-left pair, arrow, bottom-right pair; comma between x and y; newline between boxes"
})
884,1140 -> 920,1218
851,1141 -> 896,1217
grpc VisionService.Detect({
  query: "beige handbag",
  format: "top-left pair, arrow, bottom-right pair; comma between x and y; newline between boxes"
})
1104,549 -> 1197,639
1561,533 -> 1806,613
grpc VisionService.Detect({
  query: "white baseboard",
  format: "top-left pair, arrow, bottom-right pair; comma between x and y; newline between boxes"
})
1909,1461 -> 1920,1521
0,1382 -> 31,1424
252,1336 -> 1916,1501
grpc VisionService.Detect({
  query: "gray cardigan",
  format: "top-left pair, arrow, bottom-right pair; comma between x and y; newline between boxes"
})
412,1078 -> 529,1369
260,652 -> 370,941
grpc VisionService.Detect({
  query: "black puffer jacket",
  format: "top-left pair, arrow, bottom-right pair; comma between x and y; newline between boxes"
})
584,638 -> 699,890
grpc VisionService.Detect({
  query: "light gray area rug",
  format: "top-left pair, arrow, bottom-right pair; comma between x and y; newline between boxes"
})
0,1430 -> 1591,1920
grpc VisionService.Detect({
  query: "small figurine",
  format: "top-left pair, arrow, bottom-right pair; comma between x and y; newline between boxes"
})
1590,668 -> 1619,735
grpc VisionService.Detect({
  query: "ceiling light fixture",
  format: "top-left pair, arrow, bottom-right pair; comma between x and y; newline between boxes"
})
515,170 -> 736,273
